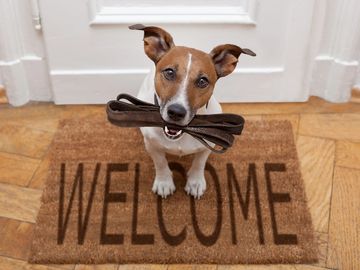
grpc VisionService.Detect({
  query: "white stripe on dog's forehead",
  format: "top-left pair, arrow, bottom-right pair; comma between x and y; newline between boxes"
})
176,53 -> 192,106
180,53 -> 192,91
185,53 -> 192,74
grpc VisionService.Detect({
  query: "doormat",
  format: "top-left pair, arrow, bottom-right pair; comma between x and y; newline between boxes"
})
29,116 -> 317,264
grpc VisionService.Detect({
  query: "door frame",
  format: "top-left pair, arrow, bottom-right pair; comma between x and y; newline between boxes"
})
1,0 -> 360,106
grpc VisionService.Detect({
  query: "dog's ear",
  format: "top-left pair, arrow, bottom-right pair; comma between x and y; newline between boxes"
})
129,24 -> 175,63
209,44 -> 256,78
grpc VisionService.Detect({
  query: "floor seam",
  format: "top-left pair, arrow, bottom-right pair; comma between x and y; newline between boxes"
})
324,138 -> 337,268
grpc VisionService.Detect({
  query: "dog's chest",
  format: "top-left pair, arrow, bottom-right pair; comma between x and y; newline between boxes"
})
141,127 -> 206,156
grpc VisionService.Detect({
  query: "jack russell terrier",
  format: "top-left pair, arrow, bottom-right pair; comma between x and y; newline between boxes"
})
131,24 -> 255,199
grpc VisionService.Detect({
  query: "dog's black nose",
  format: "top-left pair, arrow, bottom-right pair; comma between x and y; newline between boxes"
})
167,104 -> 186,121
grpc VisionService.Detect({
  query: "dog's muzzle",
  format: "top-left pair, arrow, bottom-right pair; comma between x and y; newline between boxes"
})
155,94 -> 188,140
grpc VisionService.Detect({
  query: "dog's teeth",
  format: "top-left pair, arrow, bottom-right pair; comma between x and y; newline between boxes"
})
164,125 -> 183,140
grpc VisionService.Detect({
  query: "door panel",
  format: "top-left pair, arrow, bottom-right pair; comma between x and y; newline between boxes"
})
39,0 -> 315,104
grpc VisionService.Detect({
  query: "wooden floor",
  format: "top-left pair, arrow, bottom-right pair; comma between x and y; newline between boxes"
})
0,97 -> 359,270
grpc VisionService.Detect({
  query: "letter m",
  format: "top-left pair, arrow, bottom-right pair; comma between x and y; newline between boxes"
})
57,163 -> 100,245
227,163 -> 264,244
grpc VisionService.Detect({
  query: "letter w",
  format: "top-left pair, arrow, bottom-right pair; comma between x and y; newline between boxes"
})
57,163 -> 100,245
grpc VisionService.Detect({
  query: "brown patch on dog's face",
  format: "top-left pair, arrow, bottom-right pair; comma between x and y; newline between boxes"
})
155,46 -> 218,111
129,24 -> 256,126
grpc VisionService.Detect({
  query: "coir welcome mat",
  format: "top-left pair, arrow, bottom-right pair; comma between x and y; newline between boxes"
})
29,117 -> 317,264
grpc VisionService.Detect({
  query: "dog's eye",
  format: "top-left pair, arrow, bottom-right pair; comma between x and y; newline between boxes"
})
197,77 -> 209,88
163,68 -> 176,81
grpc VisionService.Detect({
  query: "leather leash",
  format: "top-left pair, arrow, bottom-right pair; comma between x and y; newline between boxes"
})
106,93 -> 245,153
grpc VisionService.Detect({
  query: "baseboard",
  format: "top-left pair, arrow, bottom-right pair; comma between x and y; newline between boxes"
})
0,56 -> 52,106
310,56 -> 359,102
47,67 -> 309,104
0,60 -> 30,106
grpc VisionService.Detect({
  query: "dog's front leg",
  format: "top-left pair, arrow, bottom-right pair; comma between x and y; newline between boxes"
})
185,149 -> 211,199
144,138 -> 175,198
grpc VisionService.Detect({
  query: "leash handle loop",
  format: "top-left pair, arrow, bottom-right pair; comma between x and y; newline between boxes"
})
107,93 -> 245,153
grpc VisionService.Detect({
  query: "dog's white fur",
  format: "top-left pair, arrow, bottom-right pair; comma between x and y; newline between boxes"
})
137,66 -> 222,199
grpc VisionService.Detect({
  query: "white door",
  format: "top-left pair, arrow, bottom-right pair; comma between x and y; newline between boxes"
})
38,0 -> 316,104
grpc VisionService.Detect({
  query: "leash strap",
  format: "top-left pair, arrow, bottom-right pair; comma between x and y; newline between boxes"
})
106,93 -> 245,153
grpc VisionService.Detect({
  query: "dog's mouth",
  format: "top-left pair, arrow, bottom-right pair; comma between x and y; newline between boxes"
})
163,126 -> 183,140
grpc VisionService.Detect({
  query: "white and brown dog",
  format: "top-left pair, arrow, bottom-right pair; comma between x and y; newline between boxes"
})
131,24 -> 255,199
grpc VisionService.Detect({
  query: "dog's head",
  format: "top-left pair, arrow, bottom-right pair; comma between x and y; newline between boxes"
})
130,24 -> 255,139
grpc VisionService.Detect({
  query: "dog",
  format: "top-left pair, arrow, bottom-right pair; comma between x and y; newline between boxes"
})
131,24 -> 255,199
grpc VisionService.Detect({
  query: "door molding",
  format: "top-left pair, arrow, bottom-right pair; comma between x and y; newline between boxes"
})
0,0 -> 30,106
88,0 -> 258,25
0,0 -> 51,106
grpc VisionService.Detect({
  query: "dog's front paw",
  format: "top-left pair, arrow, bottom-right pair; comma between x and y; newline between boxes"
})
185,174 -> 206,199
152,177 -> 176,198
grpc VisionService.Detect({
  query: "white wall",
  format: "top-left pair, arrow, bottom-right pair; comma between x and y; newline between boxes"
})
1,0 -> 360,105
307,0 -> 360,102
0,0 -> 52,106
